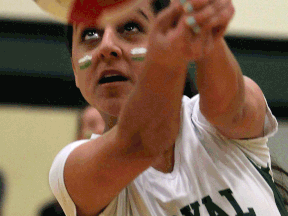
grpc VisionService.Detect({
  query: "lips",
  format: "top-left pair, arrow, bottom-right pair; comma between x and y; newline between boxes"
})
98,70 -> 129,84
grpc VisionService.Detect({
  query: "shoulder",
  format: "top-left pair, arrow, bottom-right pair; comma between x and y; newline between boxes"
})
182,94 -> 278,143
48,135 -> 101,216
50,134 -> 101,171
49,134 -> 102,185
50,140 -> 90,175
48,140 -> 87,216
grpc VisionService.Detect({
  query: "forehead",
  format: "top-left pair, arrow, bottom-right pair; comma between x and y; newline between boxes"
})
73,1 -> 154,30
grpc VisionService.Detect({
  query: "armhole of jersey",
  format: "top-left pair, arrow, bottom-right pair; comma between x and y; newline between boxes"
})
248,158 -> 288,216
49,140 -> 89,216
50,135 -> 102,216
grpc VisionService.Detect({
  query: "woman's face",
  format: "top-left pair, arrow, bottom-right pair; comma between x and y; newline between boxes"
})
71,2 -> 154,118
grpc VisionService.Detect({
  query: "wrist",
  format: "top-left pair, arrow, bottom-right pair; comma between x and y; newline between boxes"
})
195,38 -> 226,66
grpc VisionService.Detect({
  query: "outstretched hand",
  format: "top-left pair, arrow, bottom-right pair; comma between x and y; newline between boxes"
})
146,0 -> 235,65
188,0 -> 235,39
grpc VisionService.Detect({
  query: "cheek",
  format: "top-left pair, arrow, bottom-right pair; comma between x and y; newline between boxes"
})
82,72 -> 96,93
72,56 -> 80,87
130,48 -> 147,73
74,65 -> 97,100
73,52 -> 94,86
130,61 -> 145,82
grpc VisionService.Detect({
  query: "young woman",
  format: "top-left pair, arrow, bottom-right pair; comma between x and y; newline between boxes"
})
36,0 -> 282,215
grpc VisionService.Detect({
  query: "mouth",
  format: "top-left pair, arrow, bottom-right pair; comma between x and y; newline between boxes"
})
98,72 -> 129,85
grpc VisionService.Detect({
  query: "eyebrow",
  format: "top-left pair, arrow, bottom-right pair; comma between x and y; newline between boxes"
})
74,9 -> 149,32
137,9 -> 149,21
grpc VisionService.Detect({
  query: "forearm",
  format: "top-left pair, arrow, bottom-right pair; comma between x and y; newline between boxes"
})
196,38 -> 245,125
118,59 -> 187,156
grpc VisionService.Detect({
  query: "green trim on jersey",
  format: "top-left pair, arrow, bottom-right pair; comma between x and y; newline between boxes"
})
249,158 -> 288,216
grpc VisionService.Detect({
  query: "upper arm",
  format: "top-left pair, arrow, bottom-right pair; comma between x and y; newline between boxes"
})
64,126 -> 156,216
206,77 -> 267,139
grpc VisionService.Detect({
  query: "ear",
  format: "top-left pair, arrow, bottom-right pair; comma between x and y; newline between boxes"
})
71,57 -> 80,88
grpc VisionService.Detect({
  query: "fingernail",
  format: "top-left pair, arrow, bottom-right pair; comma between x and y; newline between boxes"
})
180,0 -> 186,5
193,25 -> 201,34
186,16 -> 196,26
184,3 -> 193,13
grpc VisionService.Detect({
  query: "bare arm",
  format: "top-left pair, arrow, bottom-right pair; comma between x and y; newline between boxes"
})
186,0 -> 266,139
64,4 -> 193,215
65,126 -> 157,215
197,40 -> 266,139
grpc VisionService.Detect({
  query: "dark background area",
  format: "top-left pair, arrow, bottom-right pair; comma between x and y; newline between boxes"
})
1,19 -> 288,116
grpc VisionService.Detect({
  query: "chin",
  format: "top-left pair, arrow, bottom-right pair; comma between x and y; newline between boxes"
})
87,83 -> 133,117
96,96 -> 127,118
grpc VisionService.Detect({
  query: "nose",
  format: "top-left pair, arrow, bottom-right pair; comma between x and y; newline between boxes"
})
97,29 -> 122,61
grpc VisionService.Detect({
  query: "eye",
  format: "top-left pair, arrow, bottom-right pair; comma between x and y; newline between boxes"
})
120,22 -> 143,34
125,22 -> 140,32
82,29 -> 101,41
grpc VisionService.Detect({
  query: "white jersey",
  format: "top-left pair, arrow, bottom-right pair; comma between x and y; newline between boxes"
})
50,95 -> 279,216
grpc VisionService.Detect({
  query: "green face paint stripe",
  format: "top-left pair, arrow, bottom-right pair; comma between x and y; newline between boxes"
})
78,54 -> 92,70
130,47 -> 147,61
131,56 -> 145,61
79,61 -> 92,70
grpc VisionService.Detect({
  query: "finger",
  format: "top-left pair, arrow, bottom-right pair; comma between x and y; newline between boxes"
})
202,30 -> 214,56
189,0 -> 229,25
184,16 -> 201,34
201,1 -> 234,32
183,0 -> 210,11
181,0 -> 230,34
185,5 -> 214,27
209,0 -> 231,12
155,2 -> 184,33
177,15 -> 205,48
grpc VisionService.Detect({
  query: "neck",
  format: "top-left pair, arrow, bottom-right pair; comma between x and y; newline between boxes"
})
102,114 -> 118,133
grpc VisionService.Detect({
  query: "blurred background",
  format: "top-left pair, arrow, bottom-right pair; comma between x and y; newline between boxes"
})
0,0 -> 287,215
